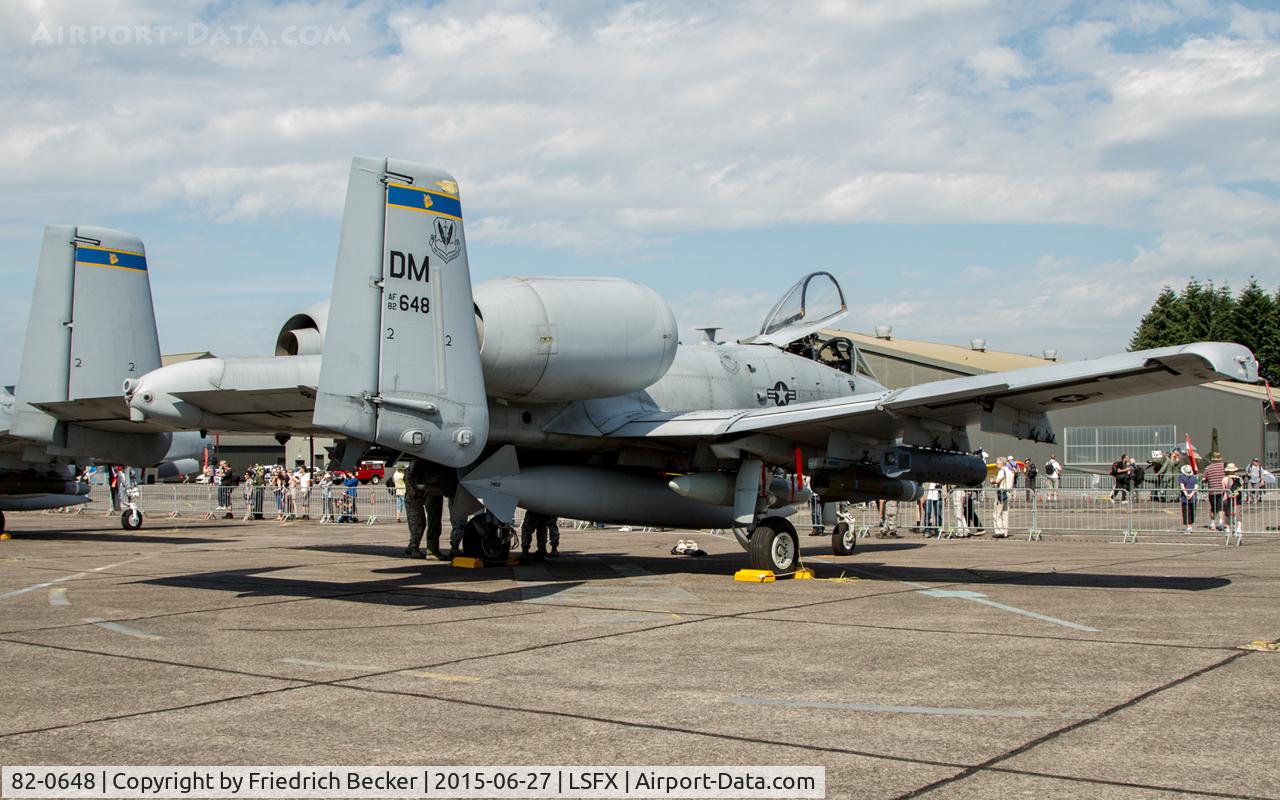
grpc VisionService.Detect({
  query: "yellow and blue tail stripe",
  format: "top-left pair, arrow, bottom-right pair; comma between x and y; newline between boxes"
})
74,244 -> 147,272
386,182 -> 462,220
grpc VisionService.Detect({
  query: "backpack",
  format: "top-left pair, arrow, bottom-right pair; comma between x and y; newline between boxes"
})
1132,465 -> 1145,486
1045,461 -> 1056,476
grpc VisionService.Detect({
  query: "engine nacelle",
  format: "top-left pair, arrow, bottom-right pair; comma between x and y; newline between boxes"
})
272,278 -> 679,402
274,301 -> 329,356
474,277 -> 678,402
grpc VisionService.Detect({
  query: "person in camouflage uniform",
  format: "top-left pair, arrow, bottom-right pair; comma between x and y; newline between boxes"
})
403,458 -> 458,560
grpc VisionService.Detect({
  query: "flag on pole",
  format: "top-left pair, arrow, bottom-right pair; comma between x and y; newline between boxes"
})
1266,380 -> 1277,415
1185,434 -> 1198,474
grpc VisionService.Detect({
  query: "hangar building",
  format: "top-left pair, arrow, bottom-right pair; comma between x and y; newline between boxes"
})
825,329 -> 1279,475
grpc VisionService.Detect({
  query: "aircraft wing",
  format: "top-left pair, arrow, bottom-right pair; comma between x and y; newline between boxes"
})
605,342 -> 1259,447
0,431 -> 27,457
29,396 -> 174,434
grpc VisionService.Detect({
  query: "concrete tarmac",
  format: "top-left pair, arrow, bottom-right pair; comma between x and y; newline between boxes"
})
0,512 -> 1277,799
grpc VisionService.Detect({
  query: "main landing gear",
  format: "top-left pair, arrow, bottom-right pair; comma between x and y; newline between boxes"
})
461,512 -> 517,562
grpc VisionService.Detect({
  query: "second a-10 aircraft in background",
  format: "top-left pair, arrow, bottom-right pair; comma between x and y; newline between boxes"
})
1,226 -> 211,533
48,156 -> 1256,572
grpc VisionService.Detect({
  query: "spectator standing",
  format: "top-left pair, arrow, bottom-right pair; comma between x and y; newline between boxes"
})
1044,454 -> 1062,501
393,466 -> 407,522
991,457 -> 1015,538
948,484 -> 970,537
1202,453 -> 1226,530
1178,464 -> 1198,533
1223,463 -> 1244,534
922,482 -> 942,537
251,467 -> 266,520
341,472 -> 359,523
298,467 -> 312,519
272,468 -> 287,520
287,469 -> 301,519
319,471 -> 334,521
1246,458 -> 1263,504
1110,454 -> 1132,503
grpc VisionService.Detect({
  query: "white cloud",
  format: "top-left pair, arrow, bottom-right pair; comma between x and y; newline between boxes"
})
0,0 -> 1278,374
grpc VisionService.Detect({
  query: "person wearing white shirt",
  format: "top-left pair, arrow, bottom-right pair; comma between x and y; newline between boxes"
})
991,457 -> 1015,538
298,468 -> 313,518
1044,454 -> 1062,501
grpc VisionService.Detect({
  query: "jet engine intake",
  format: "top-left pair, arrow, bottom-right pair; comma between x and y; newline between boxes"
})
274,301 -> 330,356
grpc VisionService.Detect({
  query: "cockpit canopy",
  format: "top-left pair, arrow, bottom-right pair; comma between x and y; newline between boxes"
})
742,271 -> 877,381
750,271 -> 850,346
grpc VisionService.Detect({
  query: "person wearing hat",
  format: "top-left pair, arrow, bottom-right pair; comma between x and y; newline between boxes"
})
1178,463 -> 1198,533
1223,463 -> 1244,535
1202,452 -> 1226,530
1246,458 -> 1263,504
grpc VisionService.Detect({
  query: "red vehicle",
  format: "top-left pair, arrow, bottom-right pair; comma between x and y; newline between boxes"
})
354,460 -> 386,485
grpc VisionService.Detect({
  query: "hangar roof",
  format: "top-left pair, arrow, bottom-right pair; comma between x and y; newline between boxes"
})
826,329 -> 1266,398
161,352 -> 215,366
829,330 -> 1048,374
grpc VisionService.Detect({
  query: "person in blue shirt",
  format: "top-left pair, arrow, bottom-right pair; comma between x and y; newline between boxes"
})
1178,464 -> 1198,534
341,472 -> 359,523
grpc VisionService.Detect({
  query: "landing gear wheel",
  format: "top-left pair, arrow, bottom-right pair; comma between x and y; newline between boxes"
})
832,521 -> 857,556
121,508 -> 143,531
0,510 -> 6,533
748,517 -> 800,573
462,515 -> 514,562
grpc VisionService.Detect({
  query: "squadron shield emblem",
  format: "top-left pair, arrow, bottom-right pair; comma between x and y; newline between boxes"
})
430,218 -> 461,263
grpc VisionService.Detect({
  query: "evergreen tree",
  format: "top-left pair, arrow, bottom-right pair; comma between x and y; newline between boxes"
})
1180,279 -> 1209,341
1259,288 -> 1280,387
1128,286 -> 1185,350
1206,281 -> 1238,342
1128,279 -> 1279,386
1182,279 -> 1237,342
1231,278 -> 1274,379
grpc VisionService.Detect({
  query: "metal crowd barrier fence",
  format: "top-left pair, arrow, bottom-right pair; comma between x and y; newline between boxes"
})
72,483 -> 1280,548
126,483 -> 530,529
801,486 -> 1280,546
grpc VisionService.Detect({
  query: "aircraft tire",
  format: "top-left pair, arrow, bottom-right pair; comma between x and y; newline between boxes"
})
0,510 -> 5,532
832,522 -> 856,556
121,509 -> 143,531
733,527 -> 751,552
462,516 -> 513,562
749,517 -> 800,573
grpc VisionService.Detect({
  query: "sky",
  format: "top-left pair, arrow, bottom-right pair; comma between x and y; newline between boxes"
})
2,0 -> 1279,381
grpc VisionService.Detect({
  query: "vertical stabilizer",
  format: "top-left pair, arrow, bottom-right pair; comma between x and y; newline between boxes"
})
12,226 -> 162,449
313,157 -> 488,467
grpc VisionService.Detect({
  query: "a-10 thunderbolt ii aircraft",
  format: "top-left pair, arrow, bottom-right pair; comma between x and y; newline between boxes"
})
1,225 -> 211,534
110,157 -> 1258,572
